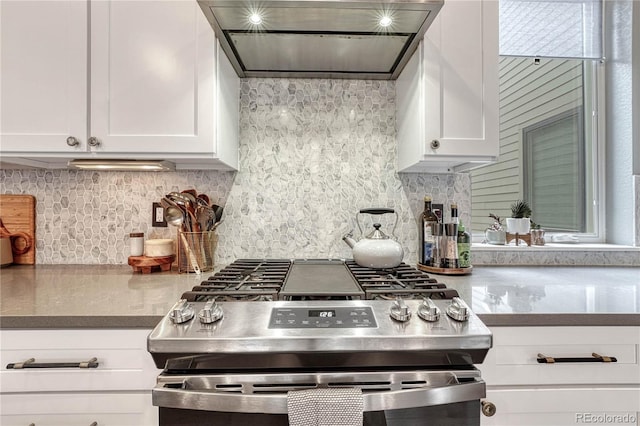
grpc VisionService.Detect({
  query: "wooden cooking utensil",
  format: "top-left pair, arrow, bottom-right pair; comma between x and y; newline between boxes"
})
0,195 -> 36,264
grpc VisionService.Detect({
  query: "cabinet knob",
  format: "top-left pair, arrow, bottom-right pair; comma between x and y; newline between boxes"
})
430,139 -> 441,150
481,400 -> 496,417
88,137 -> 101,147
66,136 -> 80,147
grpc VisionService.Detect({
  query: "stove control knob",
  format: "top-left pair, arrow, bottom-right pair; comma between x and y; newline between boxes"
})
446,297 -> 470,322
168,299 -> 195,324
390,297 -> 411,322
417,297 -> 440,322
199,299 -> 224,324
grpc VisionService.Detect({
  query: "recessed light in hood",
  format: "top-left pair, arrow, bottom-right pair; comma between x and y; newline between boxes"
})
197,0 -> 443,80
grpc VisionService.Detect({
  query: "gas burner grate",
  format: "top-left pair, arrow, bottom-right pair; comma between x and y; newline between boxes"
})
181,289 -> 279,302
183,259 -> 459,302
344,260 -> 457,299
184,259 -> 292,302
367,288 -> 460,300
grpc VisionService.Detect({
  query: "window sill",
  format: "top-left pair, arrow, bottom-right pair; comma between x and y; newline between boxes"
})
472,243 -> 639,252
470,243 -> 639,266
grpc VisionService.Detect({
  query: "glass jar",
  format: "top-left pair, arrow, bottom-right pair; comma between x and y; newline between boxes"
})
129,232 -> 144,256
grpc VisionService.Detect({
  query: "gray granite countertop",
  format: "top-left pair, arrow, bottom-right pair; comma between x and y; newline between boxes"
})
1,264 -> 639,329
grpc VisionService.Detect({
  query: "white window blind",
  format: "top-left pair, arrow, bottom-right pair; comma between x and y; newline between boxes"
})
523,109 -> 586,232
499,0 -> 603,59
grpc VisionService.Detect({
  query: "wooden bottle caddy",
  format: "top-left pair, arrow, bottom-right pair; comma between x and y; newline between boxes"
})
417,263 -> 473,276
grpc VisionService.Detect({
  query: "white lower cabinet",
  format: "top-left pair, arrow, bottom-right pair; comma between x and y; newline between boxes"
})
484,387 -> 640,426
0,329 -> 159,426
480,326 -> 640,426
0,392 -> 156,426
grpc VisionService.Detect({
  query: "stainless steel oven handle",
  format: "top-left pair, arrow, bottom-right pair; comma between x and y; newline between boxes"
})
153,378 -> 486,414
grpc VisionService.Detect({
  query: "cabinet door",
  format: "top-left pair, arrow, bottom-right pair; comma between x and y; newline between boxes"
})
0,0 -> 88,153
482,388 -> 640,426
89,0 -> 216,155
479,326 -> 640,386
0,329 -> 159,393
397,0 -> 499,172
0,391 -> 157,426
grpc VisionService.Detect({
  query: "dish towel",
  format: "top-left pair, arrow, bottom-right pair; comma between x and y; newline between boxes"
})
287,387 -> 364,426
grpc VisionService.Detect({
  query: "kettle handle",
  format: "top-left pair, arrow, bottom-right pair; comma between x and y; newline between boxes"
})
359,208 -> 395,215
356,208 -> 399,237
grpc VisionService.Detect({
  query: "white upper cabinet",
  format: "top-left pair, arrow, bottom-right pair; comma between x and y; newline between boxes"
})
396,0 -> 499,173
0,1 -> 88,156
0,0 -> 239,170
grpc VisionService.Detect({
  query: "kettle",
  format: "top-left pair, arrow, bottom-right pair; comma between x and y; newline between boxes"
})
342,208 -> 404,269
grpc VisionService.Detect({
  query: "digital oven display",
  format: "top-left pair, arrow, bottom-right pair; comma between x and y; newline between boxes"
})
268,307 -> 377,329
308,310 -> 336,318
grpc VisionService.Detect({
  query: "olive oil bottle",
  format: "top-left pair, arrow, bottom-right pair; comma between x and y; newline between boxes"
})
457,222 -> 472,268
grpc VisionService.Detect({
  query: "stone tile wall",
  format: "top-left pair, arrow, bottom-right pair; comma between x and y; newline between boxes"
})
1,78 -> 637,266
0,79 -> 470,266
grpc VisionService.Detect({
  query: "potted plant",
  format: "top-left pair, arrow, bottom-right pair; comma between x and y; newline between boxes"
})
506,200 -> 532,234
530,221 -> 545,245
484,213 -> 506,244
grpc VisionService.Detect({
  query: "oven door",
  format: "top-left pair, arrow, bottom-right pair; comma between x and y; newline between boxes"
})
154,369 -> 485,426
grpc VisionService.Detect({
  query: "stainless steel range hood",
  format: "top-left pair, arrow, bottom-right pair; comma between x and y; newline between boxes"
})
197,0 -> 443,80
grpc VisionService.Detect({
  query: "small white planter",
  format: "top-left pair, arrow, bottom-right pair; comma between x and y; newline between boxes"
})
506,218 -> 531,234
484,229 -> 506,245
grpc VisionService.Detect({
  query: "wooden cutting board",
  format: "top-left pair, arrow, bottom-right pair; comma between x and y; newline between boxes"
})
0,194 -> 36,264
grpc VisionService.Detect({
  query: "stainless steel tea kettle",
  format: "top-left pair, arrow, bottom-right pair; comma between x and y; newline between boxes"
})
342,208 -> 404,269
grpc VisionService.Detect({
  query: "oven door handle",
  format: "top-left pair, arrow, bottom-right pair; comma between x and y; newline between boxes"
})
153,377 -> 486,414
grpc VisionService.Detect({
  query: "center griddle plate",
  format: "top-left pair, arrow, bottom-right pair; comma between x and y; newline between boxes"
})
279,259 -> 364,299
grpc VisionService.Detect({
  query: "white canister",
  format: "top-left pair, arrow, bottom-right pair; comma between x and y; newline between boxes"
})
129,232 -> 144,256
144,239 -> 174,257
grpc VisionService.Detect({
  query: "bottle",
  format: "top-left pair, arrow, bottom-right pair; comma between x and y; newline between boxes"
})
457,222 -> 472,268
450,204 -> 459,225
443,223 -> 459,268
420,196 -> 440,266
431,223 -> 443,268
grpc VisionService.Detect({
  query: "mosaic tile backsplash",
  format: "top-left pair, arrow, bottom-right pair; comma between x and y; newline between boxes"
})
1,78 -> 637,266
0,79 -> 471,266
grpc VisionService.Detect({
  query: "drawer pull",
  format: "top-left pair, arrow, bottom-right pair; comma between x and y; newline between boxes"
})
6,357 -> 99,369
28,423 -> 95,426
536,353 -> 617,364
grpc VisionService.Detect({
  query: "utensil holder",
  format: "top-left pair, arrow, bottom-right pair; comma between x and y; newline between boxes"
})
177,230 -> 216,273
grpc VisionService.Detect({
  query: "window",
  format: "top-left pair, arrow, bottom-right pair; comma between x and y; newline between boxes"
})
470,0 -> 603,240
523,107 -> 586,232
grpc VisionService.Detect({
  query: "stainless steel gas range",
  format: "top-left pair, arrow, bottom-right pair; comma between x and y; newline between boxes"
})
148,259 -> 493,425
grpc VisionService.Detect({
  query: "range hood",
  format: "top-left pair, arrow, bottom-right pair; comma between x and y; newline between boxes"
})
197,0 -> 443,80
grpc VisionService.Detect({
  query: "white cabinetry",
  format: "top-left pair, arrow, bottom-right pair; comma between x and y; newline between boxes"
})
480,326 -> 640,426
0,328 -> 159,426
0,1 -> 88,155
396,0 -> 499,173
0,0 -> 239,170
